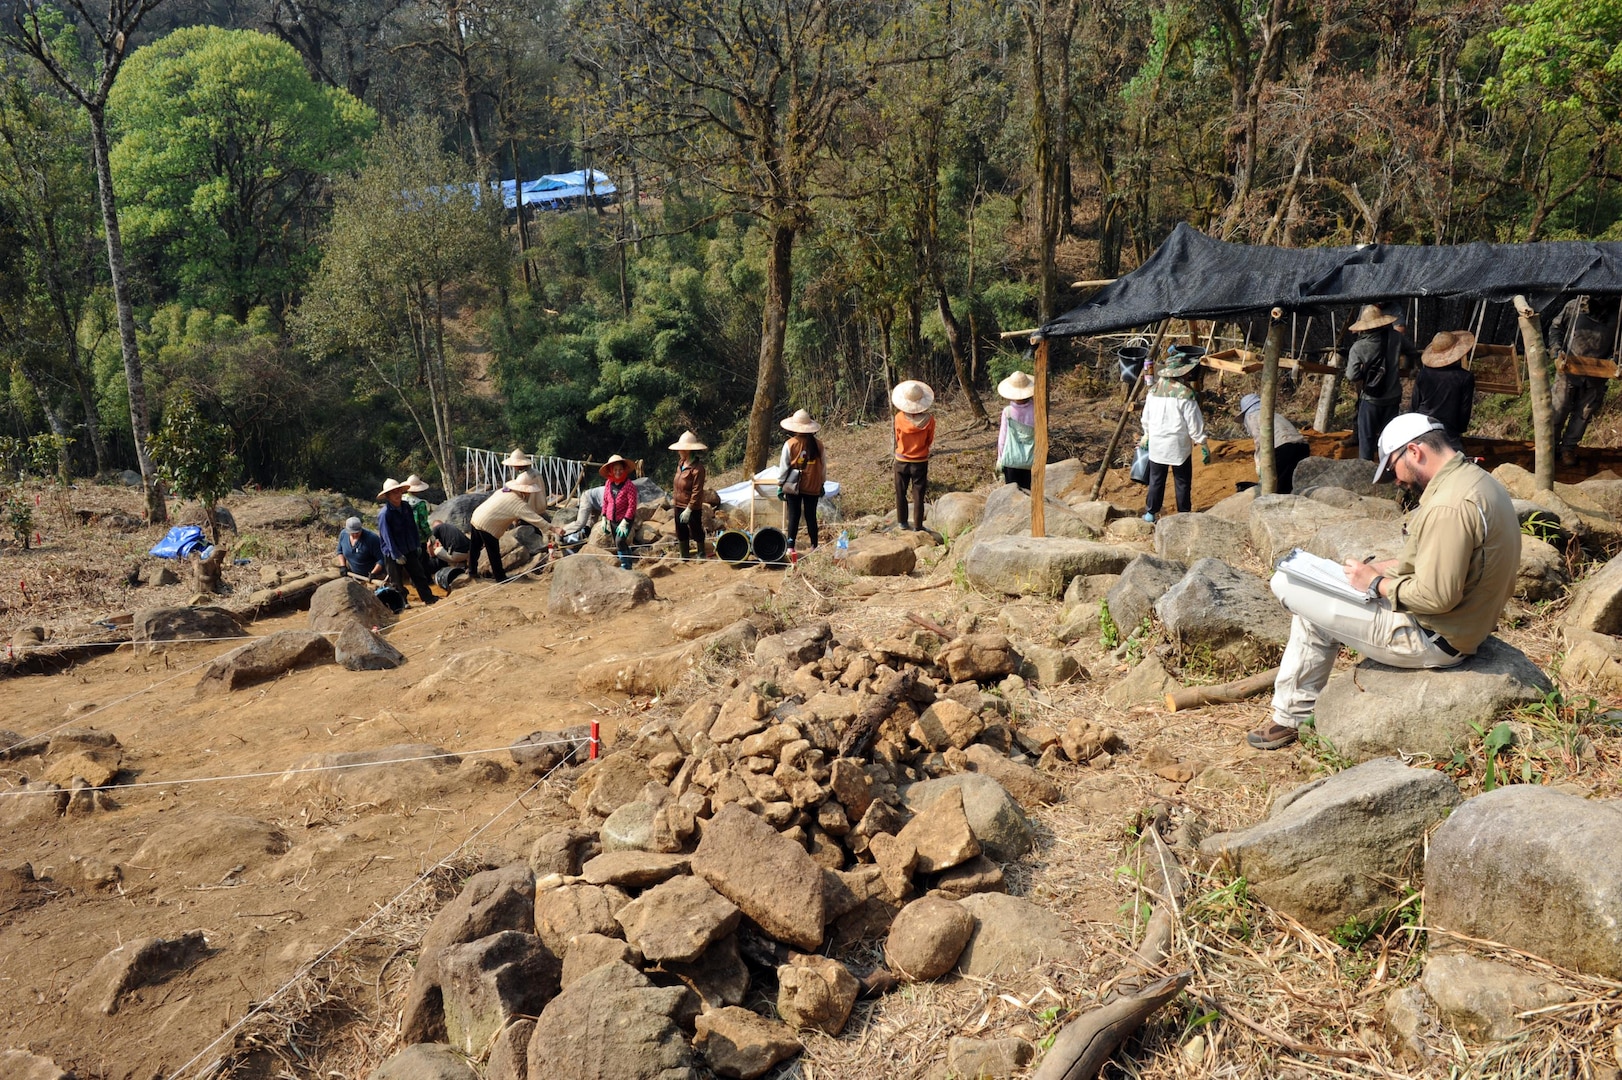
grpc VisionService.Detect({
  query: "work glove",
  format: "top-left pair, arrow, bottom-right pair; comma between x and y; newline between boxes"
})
1201,444 -> 1212,465
680,508 -> 692,525
601,519 -> 613,538
615,522 -> 630,541
1138,435 -> 1149,450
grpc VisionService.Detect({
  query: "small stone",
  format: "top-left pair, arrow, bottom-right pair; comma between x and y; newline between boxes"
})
909,699 -> 985,751
776,953 -> 859,1034
1061,717 -> 1121,763
885,896 -> 975,981
930,854 -> 1007,900
693,1007 -> 802,1079
615,875 -> 741,963
896,785 -> 981,873
559,933 -> 641,989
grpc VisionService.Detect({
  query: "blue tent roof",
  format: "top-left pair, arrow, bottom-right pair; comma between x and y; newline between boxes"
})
486,170 -> 617,209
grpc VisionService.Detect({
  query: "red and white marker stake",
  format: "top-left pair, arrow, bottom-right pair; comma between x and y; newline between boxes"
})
589,720 -> 600,760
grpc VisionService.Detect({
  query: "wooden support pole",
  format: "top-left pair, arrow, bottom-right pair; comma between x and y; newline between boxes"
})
1032,335 -> 1050,537
1314,314 -> 1351,433
1089,322 -> 1171,501
1165,666 -> 1280,712
1513,295 -> 1557,492
1258,309 -> 1287,495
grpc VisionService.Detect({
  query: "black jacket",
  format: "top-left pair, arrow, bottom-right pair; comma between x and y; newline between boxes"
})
1411,364 -> 1475,439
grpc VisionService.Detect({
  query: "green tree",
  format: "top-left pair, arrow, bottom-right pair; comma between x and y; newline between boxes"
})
3,0 -> 174,523
147,389 -> 237,542
109,25 -> 376,318
295,118 -> 510,493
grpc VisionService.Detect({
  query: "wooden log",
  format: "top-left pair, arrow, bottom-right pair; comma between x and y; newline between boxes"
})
1257,309 -> 1286,496
1031,972 -> 1190,1080
1514,295 -> 1557,493
233,570 -> 341,618
837,668 -> 915,758
1164,667 -> 1280,712
1033,335 -> 1049,537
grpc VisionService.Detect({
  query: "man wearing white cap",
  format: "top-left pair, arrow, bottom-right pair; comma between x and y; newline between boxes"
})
892,380 -> 935,531
1247,413 -> 1519,750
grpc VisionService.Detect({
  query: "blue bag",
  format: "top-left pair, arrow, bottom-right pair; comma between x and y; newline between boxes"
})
149,525 -> 205,559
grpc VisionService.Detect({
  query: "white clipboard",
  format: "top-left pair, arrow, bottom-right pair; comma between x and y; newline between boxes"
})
1276,548 -> 1370,605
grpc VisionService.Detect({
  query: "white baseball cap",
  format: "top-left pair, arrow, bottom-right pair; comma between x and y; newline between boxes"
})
1373,413 -> 1446,483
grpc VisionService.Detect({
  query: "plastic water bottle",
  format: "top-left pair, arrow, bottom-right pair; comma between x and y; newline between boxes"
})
835,530 -> 849,560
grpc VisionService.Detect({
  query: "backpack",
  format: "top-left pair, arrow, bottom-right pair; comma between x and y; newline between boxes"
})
997,417 -> 1036,470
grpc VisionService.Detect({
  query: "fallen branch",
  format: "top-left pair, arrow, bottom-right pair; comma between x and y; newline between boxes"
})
1189,992 -> 1372,1061
1031,972 -> 1191,1080
1164,667 -> 1279,712
905,611 -> 956,640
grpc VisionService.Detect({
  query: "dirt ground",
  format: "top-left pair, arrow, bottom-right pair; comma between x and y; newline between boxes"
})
1,372 -> 1619,1079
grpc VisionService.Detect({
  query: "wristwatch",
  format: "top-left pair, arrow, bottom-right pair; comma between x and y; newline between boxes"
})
1365,575 -> 1384,600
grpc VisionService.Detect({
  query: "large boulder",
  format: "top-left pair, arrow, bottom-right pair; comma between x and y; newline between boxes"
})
885,896 -> 975,980
370,1044 -> 479,1080
196,630 -> 332,693
309,577 -> 396,634
1153,512 -> 1249,564
1291,456 -> 1392,499
430,492 -> 490,533
846,534 -> 916,576
1198,758 -> 1462,932
1561,628 -> 1622,694
901,773 -> 1032,861
1426,786 -> 1622,979
1513,535 -> 1568,601
1493,463 -> 1622,547
1104,554 -> 1187,635
67,931 -> 209,1016
577,620 -> 758,695
132,606 -> 246,650
548,555 -> 655,617
954,893 -> 1082,977
335,622 -> 406,670
964,536 -> 1136,598
1304,487 -> 1404,520
977,484 -> 1098,541
1303,518 -> 1406,564
691,804 -> 825,951
671,583 -> 771,641
1564,554 -> 1622,635
931,492 -> 986,537
439,931 -> 561,1056
400,865 -> 537,1043
693,1007 -> 801,1079
1249,494 -> 1361,565
1207,488 -> 1256,523
1421,953 -> 1576,1042
1153,558 -> 1291,668
231,494 -> 321,529
526,961 -> 694,1080
1312,637 -> 1552,761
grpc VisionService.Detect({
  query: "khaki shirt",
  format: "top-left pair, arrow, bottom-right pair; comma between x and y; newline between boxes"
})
471,489 -> 551,540
1388,455 -> 1519,653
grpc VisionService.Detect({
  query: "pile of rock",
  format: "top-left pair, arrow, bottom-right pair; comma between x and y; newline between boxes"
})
0,726 -> 123,824
377,618 -> 1125,1079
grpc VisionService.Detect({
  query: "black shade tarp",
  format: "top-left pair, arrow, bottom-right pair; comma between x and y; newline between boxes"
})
1043,222 -> 1622,338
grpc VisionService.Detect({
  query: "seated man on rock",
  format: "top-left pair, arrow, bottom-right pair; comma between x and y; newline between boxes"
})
1248,413 -> 1520,750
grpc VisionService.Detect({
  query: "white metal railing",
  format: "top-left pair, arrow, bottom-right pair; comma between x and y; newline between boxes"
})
461,446 -> 591,499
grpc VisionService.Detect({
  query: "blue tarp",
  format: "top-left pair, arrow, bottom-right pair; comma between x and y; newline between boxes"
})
150,526 -> 205,559
487,170 -> 618,210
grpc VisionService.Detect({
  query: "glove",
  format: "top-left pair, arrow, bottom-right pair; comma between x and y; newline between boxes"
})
1201,445 -> 1212,465
615,522 -> 630,541
1138,435 -> 1149,450
679,508 -> 692,525
601,519 -> 613,537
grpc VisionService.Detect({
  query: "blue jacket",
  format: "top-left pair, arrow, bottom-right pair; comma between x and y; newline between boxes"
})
338,528 -> 384,575
377,502 -> 420,560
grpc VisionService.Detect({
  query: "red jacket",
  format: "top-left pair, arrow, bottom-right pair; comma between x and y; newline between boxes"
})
603,479 -> 638,524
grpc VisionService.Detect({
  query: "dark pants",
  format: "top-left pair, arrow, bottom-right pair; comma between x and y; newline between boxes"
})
614,529 -> 633,570
784,494 -> 819,549
674,510 -> 706,559
468,526 -> 505,582
1145,457 -> 1192,516
1274,442 -> 1311,494
1357,396 -> 1401,460
1553,373 -> 1609,451
387,547 -> 437,604
1002,467 -> 1032,491
895,459 -> 929,529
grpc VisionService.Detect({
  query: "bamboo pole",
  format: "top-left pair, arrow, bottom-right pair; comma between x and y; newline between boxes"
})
1089,322 -> 1171,501
1513,295 -> 1557,492
1032,335 -> 1049,537
1257,309 -> 1287,495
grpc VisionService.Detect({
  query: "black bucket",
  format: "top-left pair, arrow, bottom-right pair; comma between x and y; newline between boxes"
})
1117,346 -> 1150,383
715,530 -> 752,566
751,526 -> 790,566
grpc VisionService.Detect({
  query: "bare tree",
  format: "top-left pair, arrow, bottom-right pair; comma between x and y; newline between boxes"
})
4,0 -> 171,522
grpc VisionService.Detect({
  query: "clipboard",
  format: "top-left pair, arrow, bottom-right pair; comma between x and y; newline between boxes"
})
1276,548 -> 1370,605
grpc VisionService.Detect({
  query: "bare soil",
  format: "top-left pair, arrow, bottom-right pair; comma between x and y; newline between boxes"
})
0,372 -> 1617,1079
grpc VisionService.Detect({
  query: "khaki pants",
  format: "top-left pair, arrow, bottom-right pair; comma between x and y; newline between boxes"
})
1269,571 -> 1463,729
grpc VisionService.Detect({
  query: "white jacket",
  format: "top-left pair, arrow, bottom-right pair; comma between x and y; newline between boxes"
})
1141,393 -> 1207,465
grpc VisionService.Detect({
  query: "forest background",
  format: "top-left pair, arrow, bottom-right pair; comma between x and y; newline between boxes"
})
0,0 -> 1615,514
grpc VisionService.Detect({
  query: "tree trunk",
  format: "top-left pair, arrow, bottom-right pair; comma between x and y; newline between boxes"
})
743,221 -> 797,475
430,282 -> 460,495
1514,295 -> 1557,492
1258,310 -> 1286,495
936,286 -> 987,423
88,105 -> 164,524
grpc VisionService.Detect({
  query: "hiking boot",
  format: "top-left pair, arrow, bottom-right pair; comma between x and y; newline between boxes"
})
1142,512 -> 1156,524
1246,722 -> 1299,750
